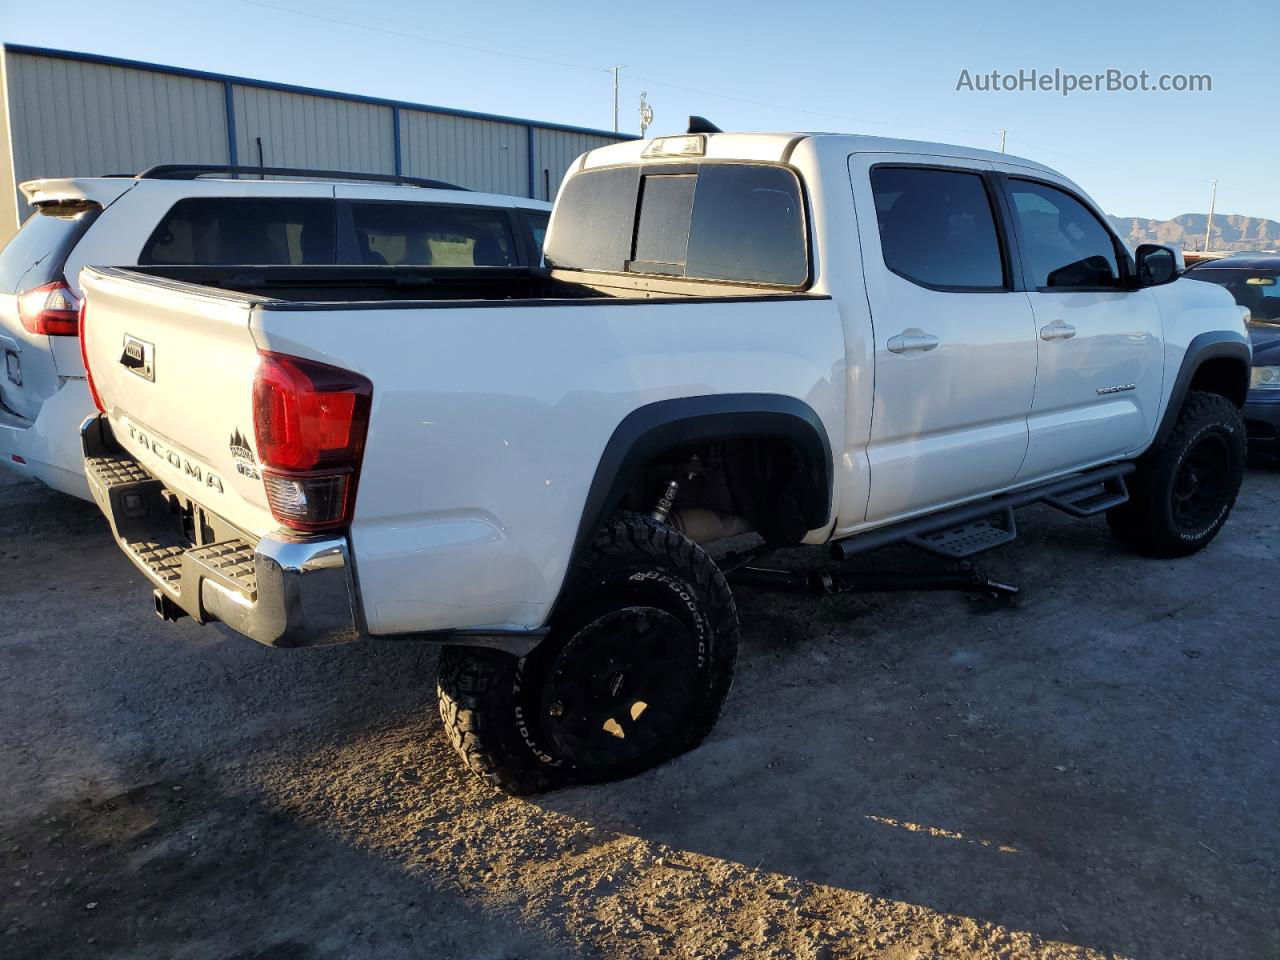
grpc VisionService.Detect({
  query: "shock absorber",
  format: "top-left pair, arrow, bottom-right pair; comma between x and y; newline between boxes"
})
651,457 -> 701,524
651,479 -> 681,523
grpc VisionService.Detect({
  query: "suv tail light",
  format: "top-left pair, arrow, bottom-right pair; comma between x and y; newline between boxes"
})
78,298 -> 104,412
252,352 -> 372,532
18,281 -> 81,336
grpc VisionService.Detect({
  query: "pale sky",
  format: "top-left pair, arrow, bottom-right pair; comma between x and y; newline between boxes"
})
3,0 -> 1274,222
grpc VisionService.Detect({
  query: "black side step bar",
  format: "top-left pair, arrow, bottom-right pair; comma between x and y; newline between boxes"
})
830,463 -> 1136,561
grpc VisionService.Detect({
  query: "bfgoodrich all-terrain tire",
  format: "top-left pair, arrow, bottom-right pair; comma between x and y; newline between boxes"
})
1107,390 -> 1246,558
437,512 -> 739,795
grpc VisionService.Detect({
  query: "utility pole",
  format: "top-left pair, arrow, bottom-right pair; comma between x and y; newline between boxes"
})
609,65 -> 626,133
639,91 -> 653,137
1203,179 -> 1218,252
996,129 -> 1007,153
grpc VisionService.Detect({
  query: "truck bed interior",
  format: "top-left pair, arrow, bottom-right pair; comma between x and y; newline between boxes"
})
121,265 -> 818,306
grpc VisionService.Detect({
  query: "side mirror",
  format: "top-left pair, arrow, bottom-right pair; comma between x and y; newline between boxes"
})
1135,243 -> 1183,287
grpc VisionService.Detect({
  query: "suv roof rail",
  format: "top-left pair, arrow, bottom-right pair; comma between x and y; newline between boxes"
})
135,164 -> 469,191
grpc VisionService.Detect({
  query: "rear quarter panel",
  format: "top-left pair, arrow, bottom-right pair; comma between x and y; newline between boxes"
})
253,297 -> 846,634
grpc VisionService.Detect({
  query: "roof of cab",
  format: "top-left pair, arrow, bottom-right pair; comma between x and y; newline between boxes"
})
580,131 -> 1061,178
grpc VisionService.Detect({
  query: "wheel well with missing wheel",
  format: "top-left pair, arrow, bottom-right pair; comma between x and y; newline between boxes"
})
557,395 -> 833,608
619,433 -> 823,543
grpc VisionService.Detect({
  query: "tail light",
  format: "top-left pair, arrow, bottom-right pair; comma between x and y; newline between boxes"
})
78,298 -> 104,412
18,281 -> 81,336
252,352 -> 372,533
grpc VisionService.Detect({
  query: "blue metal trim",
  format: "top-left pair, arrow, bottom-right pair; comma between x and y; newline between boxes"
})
3,43 -> 637,142
223,80 -> 238,166
392,105 -> 402,176
526,126 -> 535,199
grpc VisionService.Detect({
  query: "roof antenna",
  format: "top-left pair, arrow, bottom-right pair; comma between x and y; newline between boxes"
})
687,116 -> 722,134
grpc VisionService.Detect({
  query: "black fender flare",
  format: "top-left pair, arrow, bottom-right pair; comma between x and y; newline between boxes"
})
1153,331 -> 1251,447
553,393 -> 834,610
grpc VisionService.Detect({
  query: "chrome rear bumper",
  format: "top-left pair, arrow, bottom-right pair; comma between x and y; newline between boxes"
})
81,415 -> 359,647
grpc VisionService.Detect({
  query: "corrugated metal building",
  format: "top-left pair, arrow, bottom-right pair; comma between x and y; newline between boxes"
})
0,44 -> 632,242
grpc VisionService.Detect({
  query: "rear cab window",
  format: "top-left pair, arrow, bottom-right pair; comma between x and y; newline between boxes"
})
0,202 -> 101,293
545,162 -> 808,287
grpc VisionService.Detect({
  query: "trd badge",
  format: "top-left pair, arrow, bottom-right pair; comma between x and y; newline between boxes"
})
119,335 -> 155,381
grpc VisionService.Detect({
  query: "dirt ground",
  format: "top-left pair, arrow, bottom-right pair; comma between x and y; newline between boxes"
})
1,465 -> 1277,960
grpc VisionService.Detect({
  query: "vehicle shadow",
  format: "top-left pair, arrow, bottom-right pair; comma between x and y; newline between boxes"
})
0,769 -> 574,960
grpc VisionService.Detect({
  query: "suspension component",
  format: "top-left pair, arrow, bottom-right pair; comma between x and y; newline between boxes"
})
651,479 -> 681,523
650,456 -> 702,524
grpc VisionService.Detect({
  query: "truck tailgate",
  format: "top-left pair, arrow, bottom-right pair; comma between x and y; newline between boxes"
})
79,267 -> 274,535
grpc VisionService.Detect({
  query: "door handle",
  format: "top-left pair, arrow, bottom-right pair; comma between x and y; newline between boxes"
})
887,329 -> 940,355
1040,320 -> 1077,342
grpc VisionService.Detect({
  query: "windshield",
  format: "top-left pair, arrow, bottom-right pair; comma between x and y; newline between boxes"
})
1189,267 -> 1280,323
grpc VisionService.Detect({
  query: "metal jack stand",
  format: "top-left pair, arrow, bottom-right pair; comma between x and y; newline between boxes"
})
719,546 -> 1018,603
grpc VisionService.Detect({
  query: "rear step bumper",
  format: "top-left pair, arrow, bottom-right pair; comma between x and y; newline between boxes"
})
81,415 -> 359,648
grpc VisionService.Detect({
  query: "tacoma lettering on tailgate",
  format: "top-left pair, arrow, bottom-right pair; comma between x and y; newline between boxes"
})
123,420 -> 225,493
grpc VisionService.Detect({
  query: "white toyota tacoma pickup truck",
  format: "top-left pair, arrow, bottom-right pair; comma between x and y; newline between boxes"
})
77,130 -> 1251,795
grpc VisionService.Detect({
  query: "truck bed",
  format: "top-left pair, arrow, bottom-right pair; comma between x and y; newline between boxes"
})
122,264 -> 584,304
122,264 -> 817,306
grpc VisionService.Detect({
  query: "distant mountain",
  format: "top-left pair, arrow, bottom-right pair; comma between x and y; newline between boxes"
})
1107,213 -> 1280,253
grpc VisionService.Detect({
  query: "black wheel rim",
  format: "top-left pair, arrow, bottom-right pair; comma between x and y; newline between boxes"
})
538,606 -> 702,772
1172,433 -> 1230,531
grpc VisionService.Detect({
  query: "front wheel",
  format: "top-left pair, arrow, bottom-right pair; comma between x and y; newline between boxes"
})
436,513 -> 739,795
1107,390 -> 1246,558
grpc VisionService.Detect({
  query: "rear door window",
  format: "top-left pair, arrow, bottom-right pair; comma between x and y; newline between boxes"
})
0,203 -> 100,292
139,197 -> 336,265
346,202 -> 519,266
870,167 -> 1006,290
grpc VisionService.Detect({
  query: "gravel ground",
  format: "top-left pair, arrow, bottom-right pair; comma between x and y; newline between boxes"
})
1,466 -> 1277,960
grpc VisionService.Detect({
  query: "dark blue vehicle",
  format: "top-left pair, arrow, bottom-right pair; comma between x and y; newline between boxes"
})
1186,254 -> 1280,451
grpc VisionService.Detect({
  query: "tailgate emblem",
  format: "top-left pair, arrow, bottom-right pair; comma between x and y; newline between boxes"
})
120,335 -> 155,382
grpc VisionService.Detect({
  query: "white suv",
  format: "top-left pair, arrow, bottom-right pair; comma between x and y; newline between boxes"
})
0,165 -> 551,498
